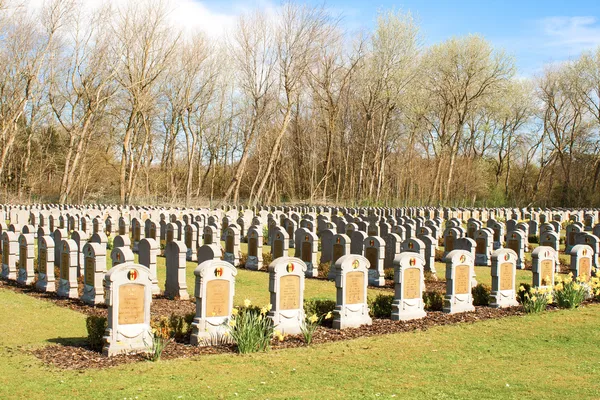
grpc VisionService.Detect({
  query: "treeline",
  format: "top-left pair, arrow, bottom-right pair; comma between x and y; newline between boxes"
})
1,0 -> 600,207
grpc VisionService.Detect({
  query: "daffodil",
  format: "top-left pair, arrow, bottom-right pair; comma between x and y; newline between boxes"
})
244,299 -> 252,308
554,283 -> 563,291
547,295 -> 553,304
519,285 -> 525,292
231,307 -> 239,316
228,319 -> 236,328
573,283 -> 580,291
308,314 -> 318,324
531,296 -> 537,302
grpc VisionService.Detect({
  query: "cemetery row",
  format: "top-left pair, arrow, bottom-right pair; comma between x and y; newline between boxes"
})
1,204 -> 599,358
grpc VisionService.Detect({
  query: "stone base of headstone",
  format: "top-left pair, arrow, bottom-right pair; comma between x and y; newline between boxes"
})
190,318 -> 233,346
268,309 -> 304,335
103,329 -> 153,357
475,254 -> 490,266
305,263 -> 318,278
443,296 -> 475,314
493,241 -> 501,250
57,280 -> 78,298
1,266 -> 16,280
224,252 -> 239,267
368,269 -> 385,287
391,300 -> 426,321
245,256 -> 260,271
36,277 -> 55,292
332,304 -> 372,329
17,269 -> 34,285
489,290 -> 518,308
82,284 -> 104,305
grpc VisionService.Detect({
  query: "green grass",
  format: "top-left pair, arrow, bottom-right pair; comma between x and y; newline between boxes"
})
1,287 -> 600,399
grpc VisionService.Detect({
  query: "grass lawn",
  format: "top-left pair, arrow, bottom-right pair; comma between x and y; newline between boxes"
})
1,287 -> 600,399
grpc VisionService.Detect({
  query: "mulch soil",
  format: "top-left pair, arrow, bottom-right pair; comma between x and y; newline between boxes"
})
0,276 -> 585,371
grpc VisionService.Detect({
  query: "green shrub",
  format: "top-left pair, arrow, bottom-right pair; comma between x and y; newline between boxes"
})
423,290 -> 444,311
304,298 -> 336,321
86,315 -> 107,352
106,236 -> 114,250
238,252 -> 248,269
384,268 -> 394,280
262,252 -> 273,268
318,262 -> 330,279
226,303 -> 274,354
472,283 -> 491,306
424,270 -> 437,281
528,236 -> 539,244
369,294 -> 393,318
154,313 -> 195,343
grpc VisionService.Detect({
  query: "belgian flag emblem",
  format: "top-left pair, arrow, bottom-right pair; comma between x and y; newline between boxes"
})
127,269 -> 138,281
215,267 -> 224,277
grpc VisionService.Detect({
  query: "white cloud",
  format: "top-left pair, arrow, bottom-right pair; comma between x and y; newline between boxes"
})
538,16 -> 600,50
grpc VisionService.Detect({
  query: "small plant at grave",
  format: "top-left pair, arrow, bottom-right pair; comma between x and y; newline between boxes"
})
317,262 -> 330,279
384,268 -> 394,280
519,285 -> 551,314
304,298 -> 336,321
424,270 -> 437,281
472,283 -> 491,306
86,315 -> 107,352
423,290 -> 444,311
262,252 -> 273,268
106,236 -> 114,250
434,248 -> 444,262
238,252 -> 248,269
225,300 -> 274,354
553,273 -> 588,309
368,294 -> 393,318
262,227 -> 269,244
300,310 -> 333,345
516,283 -> 532,304
590,275 -> 600,301
529,236 -> 539,244
147,320 -> 171,362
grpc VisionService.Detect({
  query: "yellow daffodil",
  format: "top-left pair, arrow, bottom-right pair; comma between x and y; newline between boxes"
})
231,307 -> 239,316
554,283 -> 563,291
308,314 -> 318,324
547,295 -> 553,304
519,285 -> 525,292
325,311 -> 333,319
531,296 -> 537,302
244,299 -> 252,308
573,283 -> 580,291
228,319 -> 236,328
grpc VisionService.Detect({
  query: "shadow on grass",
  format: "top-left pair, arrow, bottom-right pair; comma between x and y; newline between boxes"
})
46,337 -> 89,348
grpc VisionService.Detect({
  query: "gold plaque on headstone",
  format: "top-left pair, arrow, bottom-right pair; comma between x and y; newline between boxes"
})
19,245 -> 26,266
205,279 -> 230,317
365,247 -> 378,270
273,240 -> 283,259
3,241 -> 8,265
167,230 -> 174,243
403,268 -> 420,299
248,237 -> 257,257
61,252 -> 70,280
85,257 -> 95,286
204,234 -> 212,245
540,259 -> 554,286
508,239 -> 519,254
455,265 -> 470,295
445,235 -> 454,252
226,235 -> 234,254
333,243 -> 344,264
345,271 -> 364,304
301,241 -> 312,263
280,275 -> 300,310
476,238 -> 486,255
579,257 -> 591,282
500,262 -> 513,291
185,232 -> 192,248
39,249 -> 47,274
118,284 -> 145,325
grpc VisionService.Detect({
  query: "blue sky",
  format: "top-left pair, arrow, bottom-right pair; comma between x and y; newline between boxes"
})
197,0 -> 600,76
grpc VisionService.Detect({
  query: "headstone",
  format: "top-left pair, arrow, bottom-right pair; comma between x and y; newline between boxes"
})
490,248 -> 519,308
271,227 -> 289,259
138,238 -> 160,295
332,255 -> 372,329
364,236 -> 385,287
246,226 -> 264,271
391,253 -> 427,320
569,244 -> 593,282
267,257 -> 307,335
81,242 -> 107,305
16,233 -> 35,285
36,236 -> 56,292
223,225 -> 241,266
531,246 -> 556,289
329,233 -> 351,280
164,240 -> 189,300
443,250 -> 475,314
57,239 -> 78,298
190,260 -> 237,346
103,263 -> 153,357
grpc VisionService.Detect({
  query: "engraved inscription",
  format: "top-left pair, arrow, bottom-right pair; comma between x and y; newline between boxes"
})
540,259 -> 554,286
280,275 -> 300,310
365,247 -> 378,269
455,265 -> 470,295
273,240 -> 283,259
205,279 -> 230,317
38,249 -> 47,274
445,235 -> 454,252
500,262 -> 513,291
345,271 -> 364,304
118,284 -> 145,325
579,257 -> 592,282
85,257 -> 95,286
61,252 -> 70,280
301,241 -> 312,263
332,243 -> 344,264
248,237 -> 257,257
476,238 -> 487,255
403,268 -> 420,299
226,235 -> 234,254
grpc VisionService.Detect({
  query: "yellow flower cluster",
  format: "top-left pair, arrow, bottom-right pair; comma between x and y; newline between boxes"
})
308,314 -> 318,324
273,329 -> 285,342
